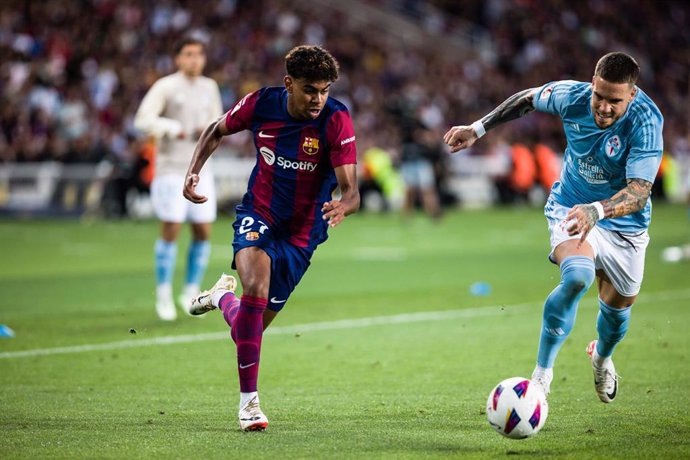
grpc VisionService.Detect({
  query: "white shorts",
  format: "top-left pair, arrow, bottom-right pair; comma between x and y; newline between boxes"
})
151,172 -> 217,224
545,199 -> 649,296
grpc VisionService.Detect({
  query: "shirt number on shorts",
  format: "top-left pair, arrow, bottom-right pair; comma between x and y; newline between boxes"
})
238,216 -> 268,235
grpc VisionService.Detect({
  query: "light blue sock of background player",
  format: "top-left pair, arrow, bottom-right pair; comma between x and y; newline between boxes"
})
154,239 -> 178,286
185,240 -> 211,288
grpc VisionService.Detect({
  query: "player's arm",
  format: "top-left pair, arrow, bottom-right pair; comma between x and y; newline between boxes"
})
443,87 -> 539,153
322,164 -> 360,228
133,81 -> 184,139
183,115 -> 229,203
565,178 -> 653,243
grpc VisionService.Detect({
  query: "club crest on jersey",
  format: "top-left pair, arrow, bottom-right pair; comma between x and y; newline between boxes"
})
605,135 -> 621,157
245,231 -> 260,241
540,86 -> 553,100
303,137 -> 319,155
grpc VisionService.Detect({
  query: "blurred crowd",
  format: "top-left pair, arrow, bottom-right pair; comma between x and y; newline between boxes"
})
1,0 -> 688,201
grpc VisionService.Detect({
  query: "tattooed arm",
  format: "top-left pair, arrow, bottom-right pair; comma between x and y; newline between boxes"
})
566,178 -> 653,244
479,88 -> 538,131
443,88 -> 539,153
600,179 -> 653,218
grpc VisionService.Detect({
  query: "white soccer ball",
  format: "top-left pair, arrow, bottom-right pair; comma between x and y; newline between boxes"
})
486,376 -> 548,439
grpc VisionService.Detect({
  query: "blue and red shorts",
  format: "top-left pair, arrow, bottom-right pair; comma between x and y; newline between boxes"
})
231,209 -> 313,312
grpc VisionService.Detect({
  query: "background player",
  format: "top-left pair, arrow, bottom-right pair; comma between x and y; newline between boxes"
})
183,45 -> 359,431
134,37 -> 223,321
444,52 -> 663,403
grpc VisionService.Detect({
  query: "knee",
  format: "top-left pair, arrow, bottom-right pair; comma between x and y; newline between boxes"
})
560,257 -> 595,295
561,274 -> 591,295
240,273 -> 270,298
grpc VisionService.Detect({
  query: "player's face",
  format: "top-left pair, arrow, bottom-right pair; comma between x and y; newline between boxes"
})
285,77 -> 331,120
175,44 -> 206,77
590,76 -> 636,129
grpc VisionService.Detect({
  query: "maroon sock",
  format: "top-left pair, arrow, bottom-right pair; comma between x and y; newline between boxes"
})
218,292 -> 240,329
233,295 -> 267,392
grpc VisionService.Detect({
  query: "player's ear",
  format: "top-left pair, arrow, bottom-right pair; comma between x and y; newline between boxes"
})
629,85 -> 637,100
284,76 -> 293,94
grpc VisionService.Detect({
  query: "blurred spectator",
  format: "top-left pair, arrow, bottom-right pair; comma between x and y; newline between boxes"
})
494,142 -> 537,205
0,0 -> 687,207
399,115 -> 443,219
533,142 -> 561,193
360,143 -> 404,212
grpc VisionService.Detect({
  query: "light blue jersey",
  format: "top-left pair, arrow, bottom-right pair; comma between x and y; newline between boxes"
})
534,80 -> 663,232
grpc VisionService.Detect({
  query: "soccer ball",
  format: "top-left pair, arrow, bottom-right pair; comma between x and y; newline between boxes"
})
486,377 -> 548,439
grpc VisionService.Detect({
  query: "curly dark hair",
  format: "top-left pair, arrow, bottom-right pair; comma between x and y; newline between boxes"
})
285,45 -> 339,82
594,52 -> 640,85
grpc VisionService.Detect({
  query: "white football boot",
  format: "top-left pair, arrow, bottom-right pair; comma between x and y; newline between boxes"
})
189,273 -> 237,316
238,395 -> 269,431
531,366 -> 553,398
586,340 -> 618,403
155,284 -> 177,321
178,285 -> 200,316
155,298 -> 177,321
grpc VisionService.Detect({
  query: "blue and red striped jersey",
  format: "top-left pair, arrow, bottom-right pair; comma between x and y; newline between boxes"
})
224,86 -> 357,249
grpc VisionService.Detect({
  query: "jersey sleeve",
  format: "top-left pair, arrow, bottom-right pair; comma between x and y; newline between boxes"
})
209,81 -> 224,121
626,110 -> 664,183
133,79 -> 183,139
533,80 -> 578,117
224,90 -> 261,134
326,109 -> 357,167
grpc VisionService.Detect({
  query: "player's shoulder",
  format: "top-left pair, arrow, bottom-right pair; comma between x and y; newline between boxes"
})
150,72 -> 180,90
256,86 -> 283,99
326,95 -> 349,112
248,86 -> 282,107
198,75 -> 220,89
323,95 -> 352,121
537,80 -> 589,105
628,88 -> 664,126
554,80 -> 590,100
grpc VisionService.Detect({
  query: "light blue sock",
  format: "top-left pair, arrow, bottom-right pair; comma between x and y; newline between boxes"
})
596,299 -> 631,358
537,256 -> 595,368
155,239 -> 178,285
185,240 -> 211,287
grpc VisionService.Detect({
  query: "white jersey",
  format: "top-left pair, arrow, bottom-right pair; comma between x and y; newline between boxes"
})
134,71 -> 223,176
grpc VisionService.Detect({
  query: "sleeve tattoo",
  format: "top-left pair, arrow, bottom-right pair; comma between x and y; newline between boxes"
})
601,178 -> 652,218
480,88 -> 538,132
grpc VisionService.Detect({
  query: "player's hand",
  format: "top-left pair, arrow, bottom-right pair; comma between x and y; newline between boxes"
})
443,125 -> 479,153
565,204 -> 599,247
183,173 -> 208,203
322,200 -> 345,228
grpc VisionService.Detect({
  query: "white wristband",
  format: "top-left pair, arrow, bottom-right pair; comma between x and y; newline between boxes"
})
471,120 -> 486,138
591,201 -> 605,221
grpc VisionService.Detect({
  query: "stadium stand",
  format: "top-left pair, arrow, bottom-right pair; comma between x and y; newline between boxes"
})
1,0 -> 688,215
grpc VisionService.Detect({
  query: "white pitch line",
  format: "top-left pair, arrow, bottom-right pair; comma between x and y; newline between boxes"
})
1,288 -> 689,360
0,303 -> 533,360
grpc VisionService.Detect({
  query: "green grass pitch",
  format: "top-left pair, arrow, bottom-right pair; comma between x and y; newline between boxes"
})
1,204 -> 689,458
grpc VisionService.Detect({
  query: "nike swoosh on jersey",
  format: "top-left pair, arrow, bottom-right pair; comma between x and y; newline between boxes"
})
258,131 -> 274,138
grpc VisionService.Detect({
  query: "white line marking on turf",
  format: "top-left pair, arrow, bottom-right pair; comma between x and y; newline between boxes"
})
2,288 -> 689,360
0,304 -> 532,360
